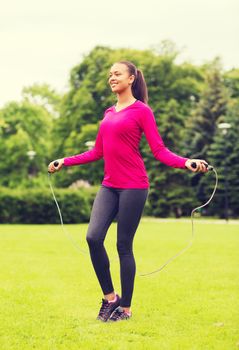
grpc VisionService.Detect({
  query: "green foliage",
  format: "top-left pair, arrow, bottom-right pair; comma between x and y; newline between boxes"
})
22,83 -> 62,117
0,84 -> 63,188
0,101 -> 52,187
224,68 -> 239,98
205,100 -> 239,217
0,186 -> 98,223
184,60 -> 236,217
186,59 -> 229,159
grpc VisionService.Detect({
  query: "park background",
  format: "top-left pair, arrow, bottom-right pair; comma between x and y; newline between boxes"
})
0,46 -> 239,222
0,1 -> 238,349
0,0 -> 238,222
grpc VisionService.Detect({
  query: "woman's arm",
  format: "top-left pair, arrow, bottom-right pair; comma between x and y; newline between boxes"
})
139,108 -> 208,173
139,108 -> 188,168
48,128 -> 103,173
63,128 -> 103,166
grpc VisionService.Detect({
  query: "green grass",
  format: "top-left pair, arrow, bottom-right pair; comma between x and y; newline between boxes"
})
0,220 -> 238,350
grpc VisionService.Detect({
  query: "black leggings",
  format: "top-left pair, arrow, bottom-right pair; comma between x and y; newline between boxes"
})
86,185 -> 148,307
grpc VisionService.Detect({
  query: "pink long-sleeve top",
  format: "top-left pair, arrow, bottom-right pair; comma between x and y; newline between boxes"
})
63,100 -> 188,189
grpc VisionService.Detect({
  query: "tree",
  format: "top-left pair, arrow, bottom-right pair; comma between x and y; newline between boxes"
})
205,100 -> 239,218
145,99 -> 196,217
0,100 -> 53,187
22,83 -> 62,118
224,68 -> 239,99
186,59 -> 229,160
184,59 -> 230,208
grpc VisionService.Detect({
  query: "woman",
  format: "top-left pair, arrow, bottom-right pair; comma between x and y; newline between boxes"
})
48,61 -> 208,322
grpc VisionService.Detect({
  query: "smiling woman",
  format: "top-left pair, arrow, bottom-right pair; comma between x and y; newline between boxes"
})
108,61 -> 148,109
48,60 -> 209,322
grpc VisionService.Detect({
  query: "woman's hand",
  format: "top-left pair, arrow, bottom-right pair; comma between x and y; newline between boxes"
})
48,158 -> 64,173
185,159 -> 209,173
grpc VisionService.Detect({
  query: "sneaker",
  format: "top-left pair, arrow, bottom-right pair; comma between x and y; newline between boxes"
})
108,306 -> 132,322
96,294 -> 120,322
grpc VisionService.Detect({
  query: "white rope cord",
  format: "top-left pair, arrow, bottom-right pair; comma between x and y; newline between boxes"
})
48,173 -> 88,256
139,167 -> 218,277
48,166 -> 218,277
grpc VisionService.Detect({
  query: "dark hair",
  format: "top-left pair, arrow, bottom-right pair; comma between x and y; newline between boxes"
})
118,61 -> 148,104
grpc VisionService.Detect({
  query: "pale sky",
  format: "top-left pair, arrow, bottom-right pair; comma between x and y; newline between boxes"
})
1,0 -> 238,107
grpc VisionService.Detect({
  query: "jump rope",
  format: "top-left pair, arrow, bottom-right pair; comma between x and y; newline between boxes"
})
48,161 -> 218,277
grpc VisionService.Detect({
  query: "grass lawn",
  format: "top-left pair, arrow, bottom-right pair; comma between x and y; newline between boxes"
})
0,219 -> 238,350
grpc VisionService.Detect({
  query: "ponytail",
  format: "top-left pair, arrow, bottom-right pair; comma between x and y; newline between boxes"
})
118,61 -> 148,104
132,69 -> 148,104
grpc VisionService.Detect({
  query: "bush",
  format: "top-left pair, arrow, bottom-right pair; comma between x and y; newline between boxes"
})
0,186 -> 98,224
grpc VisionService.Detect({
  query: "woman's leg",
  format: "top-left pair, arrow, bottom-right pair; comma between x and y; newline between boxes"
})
86,186 -> 119,296
117,189 -> 148,308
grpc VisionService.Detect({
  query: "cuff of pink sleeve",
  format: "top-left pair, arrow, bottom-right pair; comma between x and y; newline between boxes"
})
63,158 -> 69,166
183,158 -> 189,168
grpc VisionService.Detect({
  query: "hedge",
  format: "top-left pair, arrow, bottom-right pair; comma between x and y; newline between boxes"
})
0,186 -> 98,224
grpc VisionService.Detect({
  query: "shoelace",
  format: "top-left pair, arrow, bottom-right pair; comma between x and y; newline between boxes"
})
98,299 -> 110,316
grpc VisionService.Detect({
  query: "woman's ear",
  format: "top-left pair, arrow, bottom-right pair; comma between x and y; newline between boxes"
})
129,75 -> 135,85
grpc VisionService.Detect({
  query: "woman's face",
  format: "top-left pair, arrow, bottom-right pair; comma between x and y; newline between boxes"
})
108,63 -> 135,94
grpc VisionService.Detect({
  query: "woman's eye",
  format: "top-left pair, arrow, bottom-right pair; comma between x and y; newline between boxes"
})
108,73 -> 121,78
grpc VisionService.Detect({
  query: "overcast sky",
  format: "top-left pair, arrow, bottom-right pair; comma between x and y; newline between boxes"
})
1,0 -> 238,107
